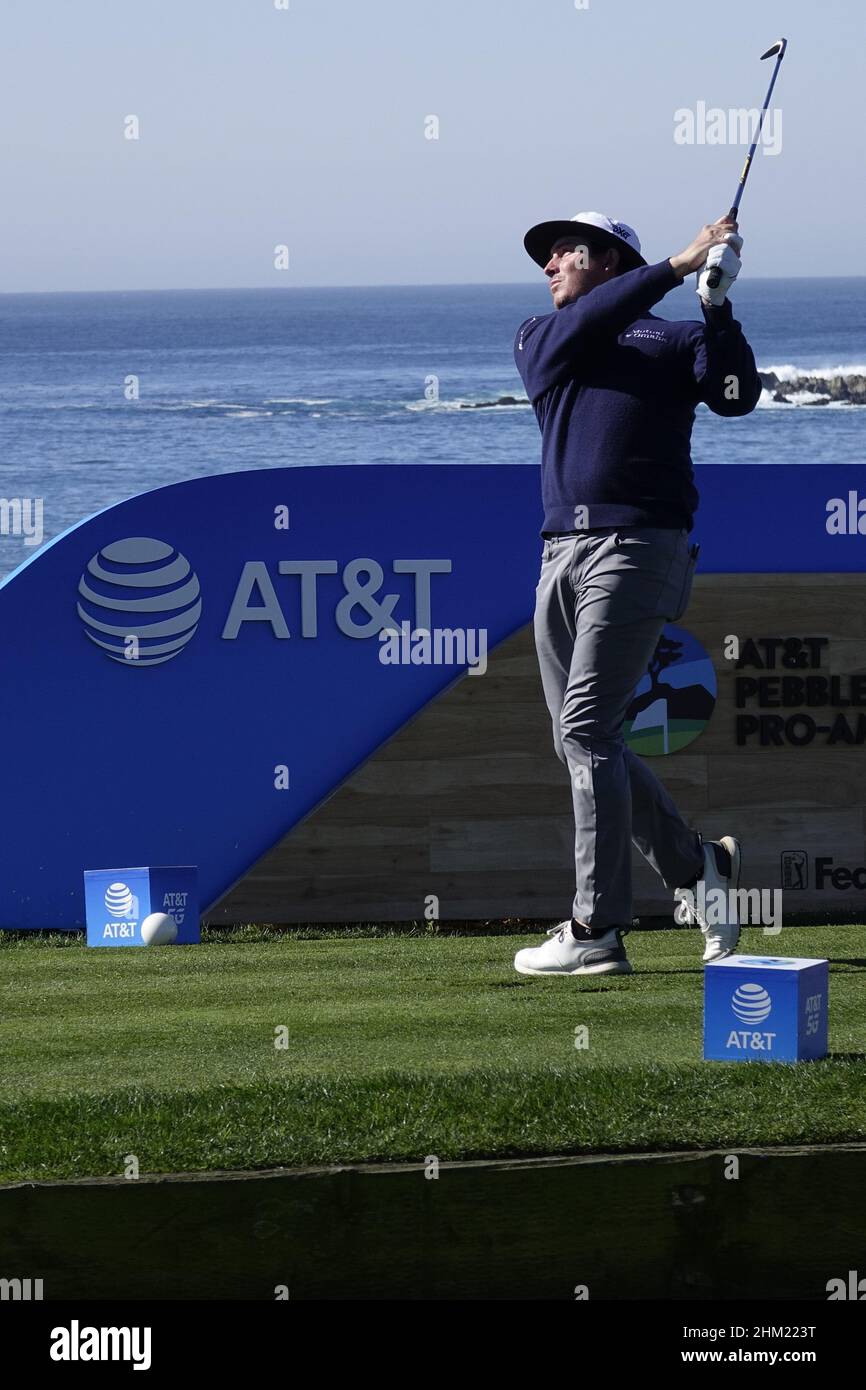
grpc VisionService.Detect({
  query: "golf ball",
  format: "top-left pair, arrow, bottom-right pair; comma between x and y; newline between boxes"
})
140,912 -> 178,946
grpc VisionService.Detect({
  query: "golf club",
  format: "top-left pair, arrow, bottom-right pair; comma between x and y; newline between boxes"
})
706,36 -> 788,288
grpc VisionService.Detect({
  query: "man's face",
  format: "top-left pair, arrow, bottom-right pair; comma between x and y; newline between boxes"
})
544,238 -> 615,309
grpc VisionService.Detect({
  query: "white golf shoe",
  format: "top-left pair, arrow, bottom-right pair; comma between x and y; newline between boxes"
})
514,922 -> 633,977
674,836 -> 742,962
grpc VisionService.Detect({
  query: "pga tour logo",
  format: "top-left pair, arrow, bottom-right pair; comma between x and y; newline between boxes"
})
727,982 -> 776,1052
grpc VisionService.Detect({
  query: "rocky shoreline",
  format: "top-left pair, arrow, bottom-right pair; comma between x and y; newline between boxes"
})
757,371 -> 864,405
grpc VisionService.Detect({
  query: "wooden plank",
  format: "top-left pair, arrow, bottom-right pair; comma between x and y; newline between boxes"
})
689,574 -> 866,638
431,816 -> 573,874
708,753 -> 866,808
208,872 -> 572,923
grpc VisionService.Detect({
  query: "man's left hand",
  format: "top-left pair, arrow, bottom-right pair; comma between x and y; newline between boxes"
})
696,235 -> 743,306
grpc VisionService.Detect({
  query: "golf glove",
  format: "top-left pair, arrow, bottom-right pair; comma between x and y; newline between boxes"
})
696,235 -> 743,306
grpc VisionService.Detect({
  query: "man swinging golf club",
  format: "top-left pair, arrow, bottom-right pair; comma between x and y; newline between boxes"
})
513,209 -> 762,977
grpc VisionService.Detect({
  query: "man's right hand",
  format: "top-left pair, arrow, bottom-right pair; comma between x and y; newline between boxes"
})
670,217 -> 740,280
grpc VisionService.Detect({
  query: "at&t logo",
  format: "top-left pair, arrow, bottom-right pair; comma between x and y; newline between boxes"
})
727,980 -> 776,1052
78,537 -> 201,666
104,883 -> 138,919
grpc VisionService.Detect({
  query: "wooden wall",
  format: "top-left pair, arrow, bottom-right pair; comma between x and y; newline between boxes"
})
208,574 -> 866,923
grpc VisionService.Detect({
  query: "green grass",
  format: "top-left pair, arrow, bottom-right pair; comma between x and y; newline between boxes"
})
0,925 -> 864,1183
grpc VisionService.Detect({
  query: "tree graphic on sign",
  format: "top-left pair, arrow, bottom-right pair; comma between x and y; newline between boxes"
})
647,635 -> 682,697
626,629 -> 717,757
629,637 -> 682,749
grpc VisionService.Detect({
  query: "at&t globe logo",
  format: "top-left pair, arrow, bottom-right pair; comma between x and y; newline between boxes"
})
731,981 -> 772,1025
104,882 -> 138,919
77,537 -> 200,666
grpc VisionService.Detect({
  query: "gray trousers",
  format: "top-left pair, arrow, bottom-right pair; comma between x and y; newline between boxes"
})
534,527 -> 704,928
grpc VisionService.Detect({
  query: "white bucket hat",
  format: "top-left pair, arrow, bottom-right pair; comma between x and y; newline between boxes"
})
524,210 -> 646,271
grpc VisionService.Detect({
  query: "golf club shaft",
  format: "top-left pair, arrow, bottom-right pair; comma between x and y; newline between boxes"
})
706,40 -> 787,288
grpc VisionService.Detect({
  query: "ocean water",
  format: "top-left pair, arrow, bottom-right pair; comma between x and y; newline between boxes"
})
0,278 -> 863,579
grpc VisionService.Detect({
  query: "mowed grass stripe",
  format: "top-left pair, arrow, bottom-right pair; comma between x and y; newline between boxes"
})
0,927 -> 864,1182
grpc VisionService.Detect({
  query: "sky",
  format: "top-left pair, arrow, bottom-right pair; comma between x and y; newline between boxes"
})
1,0 -> 863,291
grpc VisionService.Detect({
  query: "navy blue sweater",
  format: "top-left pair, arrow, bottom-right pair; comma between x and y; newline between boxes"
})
514,258 -> 762,534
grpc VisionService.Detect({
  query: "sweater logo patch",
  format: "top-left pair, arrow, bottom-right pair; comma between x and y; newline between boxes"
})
624,327 -> 667,343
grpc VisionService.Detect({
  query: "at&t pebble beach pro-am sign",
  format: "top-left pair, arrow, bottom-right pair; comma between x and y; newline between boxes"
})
0,463 -> 864,930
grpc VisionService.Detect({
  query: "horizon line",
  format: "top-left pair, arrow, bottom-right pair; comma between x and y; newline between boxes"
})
1,273 -> 864,298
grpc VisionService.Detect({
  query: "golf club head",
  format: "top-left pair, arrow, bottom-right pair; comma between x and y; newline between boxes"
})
761,38 -> 787,60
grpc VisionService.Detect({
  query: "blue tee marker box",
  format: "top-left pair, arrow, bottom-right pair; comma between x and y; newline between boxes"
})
704,955 -> 828,1062
84,866 -> 199,947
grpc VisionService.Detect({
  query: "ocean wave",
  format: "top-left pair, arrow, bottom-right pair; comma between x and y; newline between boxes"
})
146,400 -> 257,412
406,394 -> 531,412
405,397 -> 472,412
757,391 -> 826,410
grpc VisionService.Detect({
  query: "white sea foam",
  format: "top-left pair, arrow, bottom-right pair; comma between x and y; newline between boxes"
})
756,393 -> 857,409
153,400 -> 254,411
786,390 -> 831,405
758,363 -> 866,382
405,397 -> 531,412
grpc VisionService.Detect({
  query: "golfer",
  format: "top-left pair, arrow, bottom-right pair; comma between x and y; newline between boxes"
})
512,211 -> 762,977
